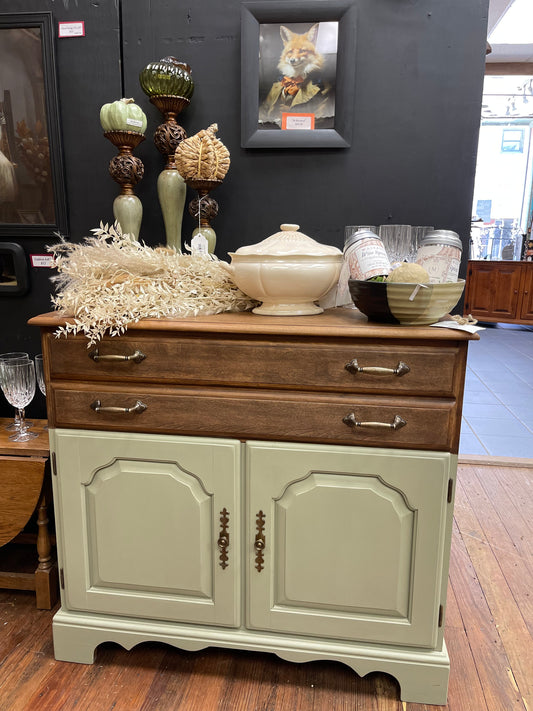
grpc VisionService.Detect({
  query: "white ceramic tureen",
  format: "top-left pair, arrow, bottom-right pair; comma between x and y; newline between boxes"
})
228,223 -> 343,315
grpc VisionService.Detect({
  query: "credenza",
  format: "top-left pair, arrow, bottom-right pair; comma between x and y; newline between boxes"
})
30,307 -> 477,704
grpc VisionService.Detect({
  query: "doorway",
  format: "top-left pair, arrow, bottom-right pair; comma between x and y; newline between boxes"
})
471,74 -> 533,261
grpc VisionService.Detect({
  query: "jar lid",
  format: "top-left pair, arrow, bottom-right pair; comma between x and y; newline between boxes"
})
344,229 -> 381,251
420,230 -> 463,250
233,224 -> 342,257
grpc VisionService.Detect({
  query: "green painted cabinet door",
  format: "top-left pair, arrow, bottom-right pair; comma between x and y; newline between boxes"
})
246,441 -> 452,649
51,429 -> 241,627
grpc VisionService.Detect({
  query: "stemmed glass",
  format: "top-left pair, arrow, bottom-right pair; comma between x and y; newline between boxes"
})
344,225 -> 377,243
1,359 -> 38,442
408,226 -> 434,262
378,225 -> 413,264
35,355 -> 46,397
35,354 -> 48,430
0,352 -> 33,430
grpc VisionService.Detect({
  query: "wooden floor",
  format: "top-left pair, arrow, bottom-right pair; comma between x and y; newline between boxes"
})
0,462 -> 531,711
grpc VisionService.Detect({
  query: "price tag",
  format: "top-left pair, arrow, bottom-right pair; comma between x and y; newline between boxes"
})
282,113 -> 315,130
30,254 -> 55,268
58,21 -> 85,38
191,233 -> 209,254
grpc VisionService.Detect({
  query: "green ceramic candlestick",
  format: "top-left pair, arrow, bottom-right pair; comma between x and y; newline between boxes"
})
139,58 -> 194,251
100,99 -> 147,241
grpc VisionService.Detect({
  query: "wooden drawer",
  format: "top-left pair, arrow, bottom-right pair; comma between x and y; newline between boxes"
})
49,383 -> 458,452
45,332 -> 463,398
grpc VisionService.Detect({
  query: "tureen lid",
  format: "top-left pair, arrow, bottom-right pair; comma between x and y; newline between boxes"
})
234,224 -> 342,256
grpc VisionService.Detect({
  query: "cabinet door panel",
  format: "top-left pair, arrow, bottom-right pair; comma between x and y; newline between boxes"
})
465,261 -> 522,319
51,429 -> 241,627
490,264 -> 522,318
247,442 -> 451,648
465,262 -> 495,317
519,267 -> 533,321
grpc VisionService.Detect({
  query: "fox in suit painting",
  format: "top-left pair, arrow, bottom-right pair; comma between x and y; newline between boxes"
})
259,24 -> 335,127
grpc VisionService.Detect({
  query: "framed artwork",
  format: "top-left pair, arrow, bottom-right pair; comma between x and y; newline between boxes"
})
241,0 -> 356,148
0,242 -> 29,295
0,12 -> 68,238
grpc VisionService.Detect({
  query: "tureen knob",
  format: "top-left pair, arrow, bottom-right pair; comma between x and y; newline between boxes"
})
280,223 -> 299,231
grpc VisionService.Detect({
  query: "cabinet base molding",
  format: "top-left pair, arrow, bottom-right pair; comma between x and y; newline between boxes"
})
52,608 -> 450,705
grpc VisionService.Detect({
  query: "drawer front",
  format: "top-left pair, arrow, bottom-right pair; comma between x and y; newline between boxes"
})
49,383 -> 458,452
45,332 -> 462,398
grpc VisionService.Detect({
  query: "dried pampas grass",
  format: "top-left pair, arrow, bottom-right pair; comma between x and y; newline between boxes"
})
48,222 -> 255,345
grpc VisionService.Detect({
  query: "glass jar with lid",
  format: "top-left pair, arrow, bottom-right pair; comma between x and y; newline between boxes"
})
415,230 -> 462,283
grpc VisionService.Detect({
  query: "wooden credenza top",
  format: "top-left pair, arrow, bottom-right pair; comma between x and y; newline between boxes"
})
29,307 -> 478,343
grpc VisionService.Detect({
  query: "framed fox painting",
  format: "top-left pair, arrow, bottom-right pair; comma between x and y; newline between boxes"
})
241,1 -> 356,148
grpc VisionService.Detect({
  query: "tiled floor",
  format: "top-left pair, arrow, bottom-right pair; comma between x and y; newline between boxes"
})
460,322 -> 533,459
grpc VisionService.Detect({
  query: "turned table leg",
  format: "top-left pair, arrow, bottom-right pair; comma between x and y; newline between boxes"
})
34,484 -> 58,609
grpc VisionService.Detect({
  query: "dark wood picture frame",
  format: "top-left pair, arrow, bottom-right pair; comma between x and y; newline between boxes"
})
0,12 -> 68,238
0,242 -> 29,295
241,0 -> 356,149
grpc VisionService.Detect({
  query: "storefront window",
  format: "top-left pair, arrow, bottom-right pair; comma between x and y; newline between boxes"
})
471,75 -> 533,260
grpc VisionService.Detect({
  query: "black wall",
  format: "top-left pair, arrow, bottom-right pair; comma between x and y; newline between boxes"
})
0,0 -> 489,418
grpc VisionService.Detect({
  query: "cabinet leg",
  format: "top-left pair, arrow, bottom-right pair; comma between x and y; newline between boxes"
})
53,618 -> 98,664
394,662 -> 449,705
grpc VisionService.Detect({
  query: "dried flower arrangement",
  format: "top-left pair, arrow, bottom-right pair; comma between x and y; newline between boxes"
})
48,222 -> 255,345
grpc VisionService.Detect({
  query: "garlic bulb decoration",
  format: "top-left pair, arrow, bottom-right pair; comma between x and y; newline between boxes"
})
175,123 -> 230,181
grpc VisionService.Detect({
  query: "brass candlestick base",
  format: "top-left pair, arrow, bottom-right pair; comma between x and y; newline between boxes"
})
104,130 -> 145,240
150,95 -> 189,169
187,179 -> 223,254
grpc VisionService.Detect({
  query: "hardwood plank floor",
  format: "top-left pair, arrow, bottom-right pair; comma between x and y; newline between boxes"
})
0,463 -> 531,711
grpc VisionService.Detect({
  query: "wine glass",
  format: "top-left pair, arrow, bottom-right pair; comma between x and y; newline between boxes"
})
0,352 -> 33,430
378,225 -> 413,264
35,354 -> 48,430
344,225 -> 377,243
408,226 -> 434,262
1,359 -> 38,442
35,354 -> 46,396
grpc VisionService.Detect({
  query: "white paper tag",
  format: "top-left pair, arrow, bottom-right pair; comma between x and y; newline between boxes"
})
430,321 -> 485,334
58,21 -> 85,38
191,233 -> 209,254
30,254 -> 55,268
283,114 -> 314,130
126,118 -> 143,128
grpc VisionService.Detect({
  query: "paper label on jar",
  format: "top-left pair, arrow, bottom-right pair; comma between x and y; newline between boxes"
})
346,238 -> 390,280
416,244 -> 461,283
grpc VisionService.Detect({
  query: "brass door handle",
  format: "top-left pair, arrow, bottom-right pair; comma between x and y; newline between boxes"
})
345,359 -> 410,377
343,413 -> 407,430
218,508 -> 230,569
254,510 -> 266,572
89,349 -> 146,363
90,399 -> 147,415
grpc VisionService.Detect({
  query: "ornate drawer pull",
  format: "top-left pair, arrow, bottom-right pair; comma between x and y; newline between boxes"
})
218,508 -> 230,569
90,399 -> 147,415
345,359 -> 410,377
254,510 -> 266,572
343,413 -> 407,430
88,349 -> 146,363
